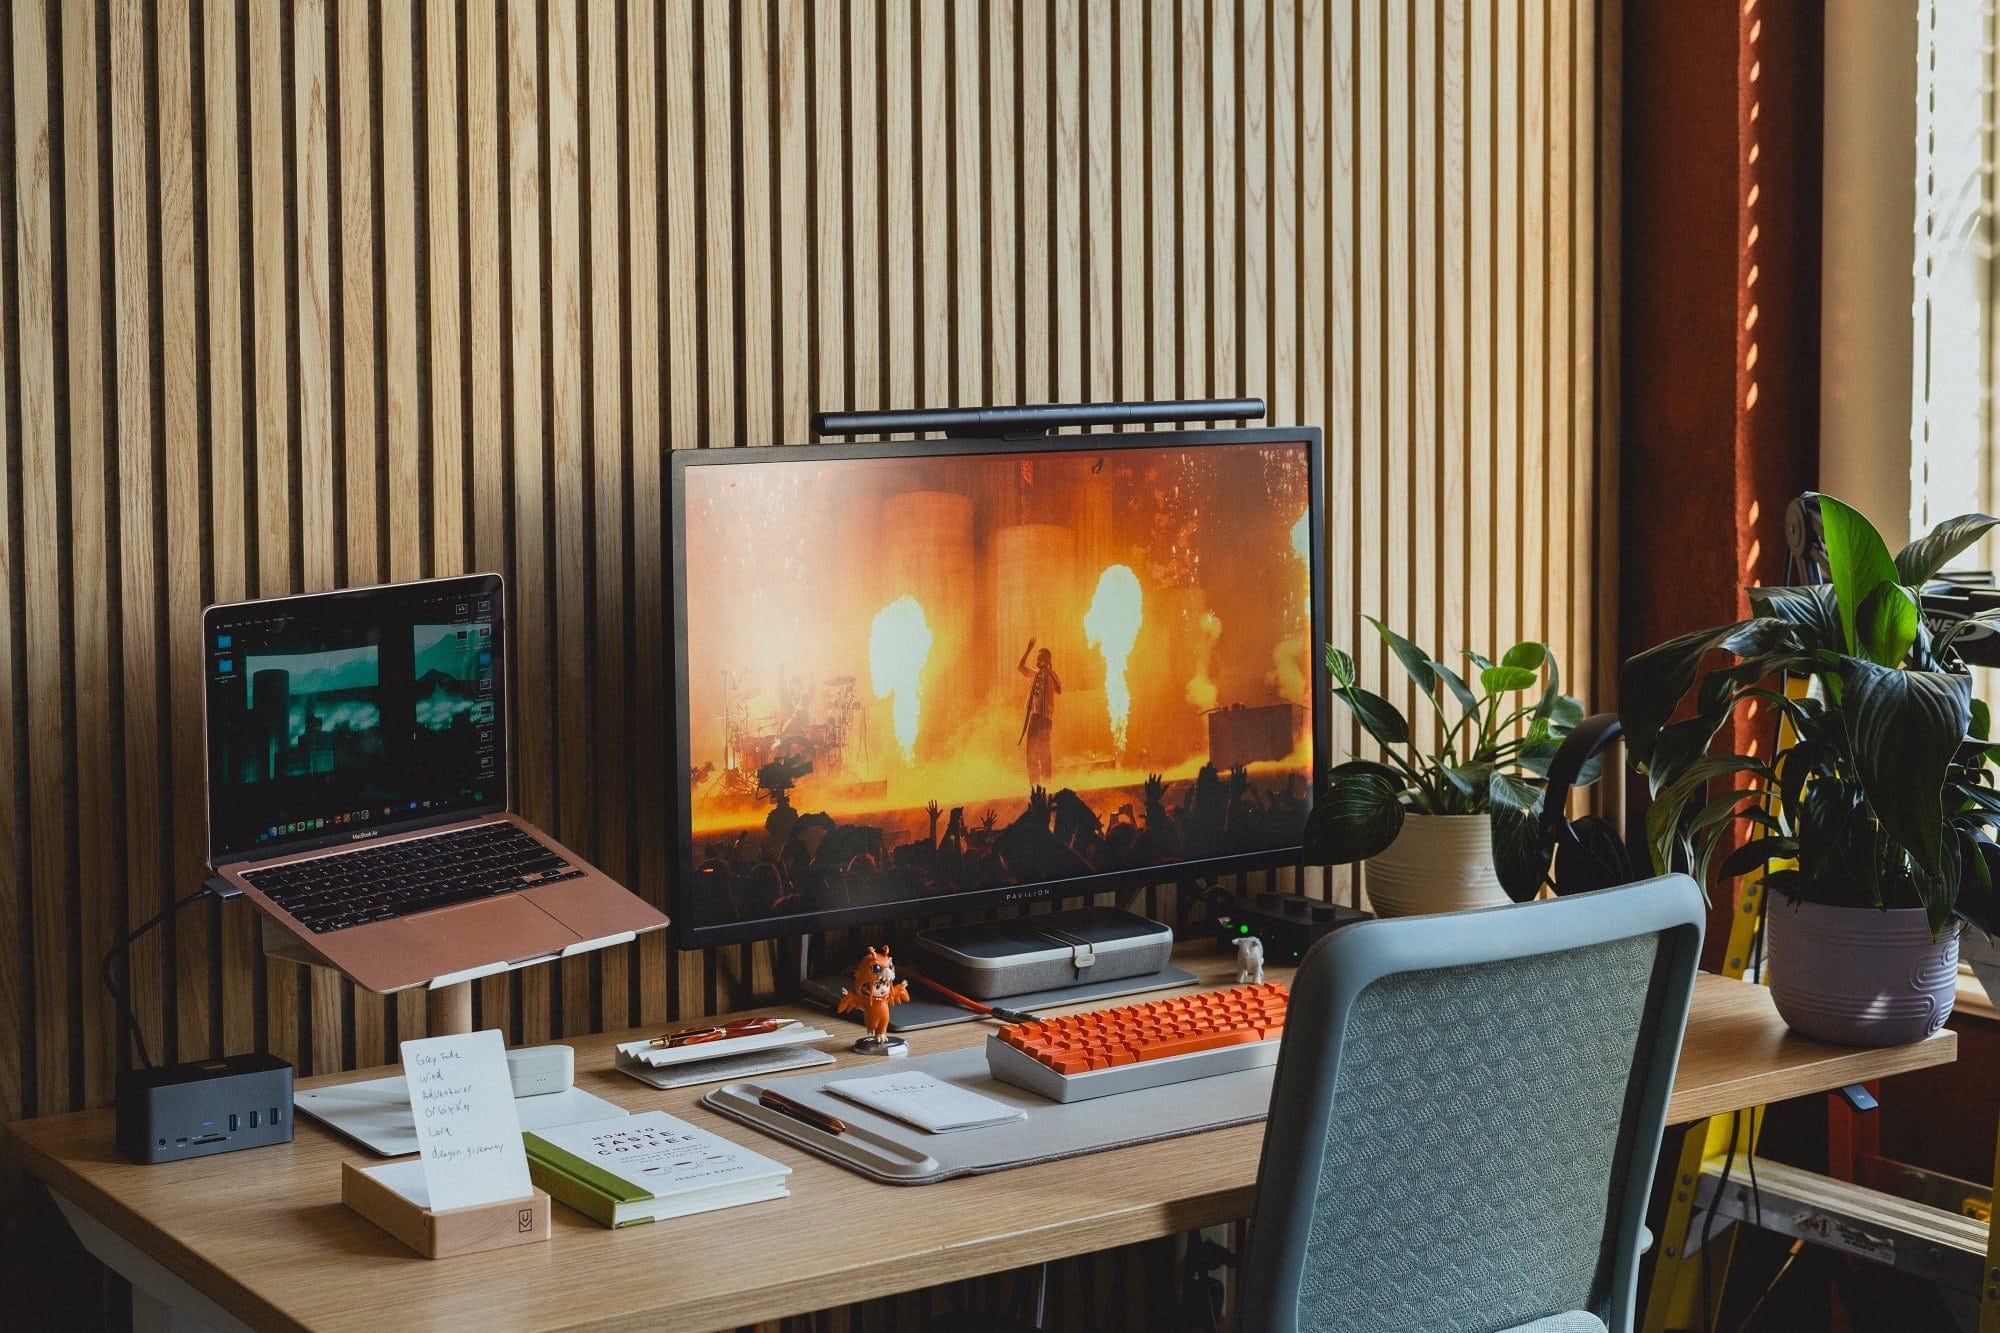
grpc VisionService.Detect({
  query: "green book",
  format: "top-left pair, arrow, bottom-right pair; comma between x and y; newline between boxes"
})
523,1110 -> 791,1228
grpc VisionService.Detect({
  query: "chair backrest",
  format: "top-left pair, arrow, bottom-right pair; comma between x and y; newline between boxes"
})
1239,874 -> 1706,1333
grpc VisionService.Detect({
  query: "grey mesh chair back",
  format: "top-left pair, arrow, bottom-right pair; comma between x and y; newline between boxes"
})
1239,874 -> 1706,1333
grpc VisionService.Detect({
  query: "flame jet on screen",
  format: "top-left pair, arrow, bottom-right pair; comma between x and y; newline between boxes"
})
1084,564 -> 1144,753
869,595 -> 933,763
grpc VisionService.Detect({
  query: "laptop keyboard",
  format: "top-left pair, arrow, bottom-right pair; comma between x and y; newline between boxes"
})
242,822 -> 583,934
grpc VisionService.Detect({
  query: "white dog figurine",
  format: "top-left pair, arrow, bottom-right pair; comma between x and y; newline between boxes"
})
1235,935 -> 1265,985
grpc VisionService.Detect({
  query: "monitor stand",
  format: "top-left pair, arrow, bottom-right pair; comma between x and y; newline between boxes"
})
794,909 -> 1200,1033
799,964 -> 1200,1032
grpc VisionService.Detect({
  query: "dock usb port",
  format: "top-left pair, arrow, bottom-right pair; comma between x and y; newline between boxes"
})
227,1114 -> 239,1131
248,1110 -> 259,1128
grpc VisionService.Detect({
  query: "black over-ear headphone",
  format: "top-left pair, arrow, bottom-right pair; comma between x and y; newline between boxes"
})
1539,713 -> 1642,896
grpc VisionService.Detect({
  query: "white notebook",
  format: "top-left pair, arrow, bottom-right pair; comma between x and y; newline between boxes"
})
825,1070 -> 1028,1134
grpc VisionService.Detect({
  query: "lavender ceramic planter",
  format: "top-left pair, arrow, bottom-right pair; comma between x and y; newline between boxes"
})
1765,899 -> 1959,1047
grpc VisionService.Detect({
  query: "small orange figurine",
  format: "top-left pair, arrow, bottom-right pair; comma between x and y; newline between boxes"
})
837,944 -> 911,1055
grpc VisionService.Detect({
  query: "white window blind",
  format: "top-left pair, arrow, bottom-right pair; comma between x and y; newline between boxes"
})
1913,0 -> 1996,557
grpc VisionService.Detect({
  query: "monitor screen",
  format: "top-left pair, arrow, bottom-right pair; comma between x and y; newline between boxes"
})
203,574 -> 507,864
669,429 -> 1327,946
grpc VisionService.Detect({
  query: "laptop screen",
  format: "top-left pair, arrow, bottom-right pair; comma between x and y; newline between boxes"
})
203,574 -> 508,865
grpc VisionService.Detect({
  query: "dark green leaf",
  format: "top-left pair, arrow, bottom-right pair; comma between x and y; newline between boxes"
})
1541,693 -> 1586,729
1852,580 -> 1920,669
1328,759 -> 1407,789
1748,584 -> 1844,650
1716,836 -> 1799,882
1836,656 -> 1972,875
1643,755 -> 1770,878
1480,665 -> 1540,694
1300,771 -> 1406,864
1895,511 -> 2000,585
1488,771 -> 1549,903
1502,641 -> 1548,672
1439,762 -> 1493,801
1325,645 -> 1356,687
1427,659 -> 1478,713
1333,685 -> 1411,747
1820,495 -> 1904,658
1367,616 -> 1437,694
1974,698 -> 1992,743
1464,650 -> 1497,673
1619,618 -> 1768,763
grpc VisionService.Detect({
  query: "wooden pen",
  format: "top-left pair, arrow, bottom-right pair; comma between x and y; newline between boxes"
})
759,1088 -> 847,1135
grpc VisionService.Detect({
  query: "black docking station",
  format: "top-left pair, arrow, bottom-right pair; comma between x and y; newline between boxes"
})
116,1052 -> 294,1164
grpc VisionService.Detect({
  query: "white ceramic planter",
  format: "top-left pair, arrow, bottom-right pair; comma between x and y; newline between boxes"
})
1764,898 -> 1959,1047
1362,813 -> 1512,917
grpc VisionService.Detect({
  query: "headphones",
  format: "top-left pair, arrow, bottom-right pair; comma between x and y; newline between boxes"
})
1539,713 -> 1642,896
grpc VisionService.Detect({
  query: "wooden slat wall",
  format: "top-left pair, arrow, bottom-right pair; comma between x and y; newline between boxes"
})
1,0 -> 1607,1323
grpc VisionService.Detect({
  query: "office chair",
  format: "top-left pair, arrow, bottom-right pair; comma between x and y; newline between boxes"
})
1239,874 -> 1706,1333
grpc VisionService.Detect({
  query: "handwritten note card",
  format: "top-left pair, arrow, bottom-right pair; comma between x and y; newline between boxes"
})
400,1029 -> 533,1212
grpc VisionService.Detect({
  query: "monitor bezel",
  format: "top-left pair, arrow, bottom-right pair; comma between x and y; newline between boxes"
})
666,426 -> 1329,949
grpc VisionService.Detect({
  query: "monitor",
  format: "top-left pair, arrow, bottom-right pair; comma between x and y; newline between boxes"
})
667,428 -> 1327,947
202,574 -> 508,865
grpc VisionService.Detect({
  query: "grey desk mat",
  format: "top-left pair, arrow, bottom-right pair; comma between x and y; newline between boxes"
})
701,1042 -> 1273,1185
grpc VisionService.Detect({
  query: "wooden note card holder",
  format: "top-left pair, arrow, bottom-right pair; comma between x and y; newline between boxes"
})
341,1161 -> 552,1259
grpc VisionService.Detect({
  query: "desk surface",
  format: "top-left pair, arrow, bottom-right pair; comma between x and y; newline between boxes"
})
3,948 -> 1957,1332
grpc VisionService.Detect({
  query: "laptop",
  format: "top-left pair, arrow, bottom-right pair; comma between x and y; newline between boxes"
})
202,573 -> 668,994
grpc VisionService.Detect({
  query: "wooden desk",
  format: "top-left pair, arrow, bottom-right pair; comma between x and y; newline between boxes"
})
2,951 -> 1957,1332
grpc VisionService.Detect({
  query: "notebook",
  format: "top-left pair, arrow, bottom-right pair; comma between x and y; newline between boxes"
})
522,1110 -> 790,1228
824,1070 -> 1028,1134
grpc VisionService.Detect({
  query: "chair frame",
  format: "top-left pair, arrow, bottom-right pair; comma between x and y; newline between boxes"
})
1239,874 -> 1707,1333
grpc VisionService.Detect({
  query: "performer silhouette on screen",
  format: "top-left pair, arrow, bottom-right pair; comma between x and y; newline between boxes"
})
1017,638 -> 1062,788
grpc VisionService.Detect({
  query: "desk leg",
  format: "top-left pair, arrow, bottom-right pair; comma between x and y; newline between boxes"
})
427,980 -> 473,1035
49,1193 -> 251,1333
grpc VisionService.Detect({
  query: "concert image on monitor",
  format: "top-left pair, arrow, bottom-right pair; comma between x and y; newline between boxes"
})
670,431 -> 1326,945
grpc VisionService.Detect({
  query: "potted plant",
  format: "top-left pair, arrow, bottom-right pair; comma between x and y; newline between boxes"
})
1301,617 -> 1589,914
1621,494 -> 2000,1046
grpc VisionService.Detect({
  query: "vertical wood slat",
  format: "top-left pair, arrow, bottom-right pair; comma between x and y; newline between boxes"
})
61,0 -> 118,1105
13,0 -> 68,1111
2,8 -> 1610,1318
109,0 -> 166,1079
585,0 -> 627,1032
159,0 -> 209,1071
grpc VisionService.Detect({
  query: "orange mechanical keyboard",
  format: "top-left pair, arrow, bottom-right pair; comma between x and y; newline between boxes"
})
984,982 -> 1290,1102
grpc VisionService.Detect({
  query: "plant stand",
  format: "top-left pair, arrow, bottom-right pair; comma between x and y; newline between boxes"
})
1640,868 -> 2000,1333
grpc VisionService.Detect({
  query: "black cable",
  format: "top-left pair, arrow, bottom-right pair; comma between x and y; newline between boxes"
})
1699,1108 -> 1744,1331
100,885 -> 213,1069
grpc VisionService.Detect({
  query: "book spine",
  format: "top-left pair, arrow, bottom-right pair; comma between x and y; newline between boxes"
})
524,1156 -> 620,1228
522,1133 -> 651,1203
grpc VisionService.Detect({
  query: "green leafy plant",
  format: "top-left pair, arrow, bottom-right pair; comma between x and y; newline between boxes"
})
1300,617 -> 1588,900
1620,494 -> 2000,937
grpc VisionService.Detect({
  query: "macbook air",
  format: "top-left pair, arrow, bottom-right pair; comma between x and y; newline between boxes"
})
202,573 -> 667,993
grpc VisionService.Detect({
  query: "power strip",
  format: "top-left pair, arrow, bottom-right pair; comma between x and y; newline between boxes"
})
1212,890 -> 1370,967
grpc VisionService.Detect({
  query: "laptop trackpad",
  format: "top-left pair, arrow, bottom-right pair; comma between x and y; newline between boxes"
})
379,896 -> 578,981
526,876 -> 670,940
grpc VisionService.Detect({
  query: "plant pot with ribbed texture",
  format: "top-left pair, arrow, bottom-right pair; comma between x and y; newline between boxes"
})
1764,899 -> 1959,1047
1361,814 -> 1513,918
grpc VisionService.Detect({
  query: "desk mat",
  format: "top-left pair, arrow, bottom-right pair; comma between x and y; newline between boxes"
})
701,1043 -> 1273,1185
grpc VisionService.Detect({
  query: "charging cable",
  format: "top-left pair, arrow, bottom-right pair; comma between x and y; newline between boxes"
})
101,885 -> 215,1068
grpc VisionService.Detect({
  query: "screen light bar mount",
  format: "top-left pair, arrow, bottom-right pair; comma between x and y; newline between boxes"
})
812,399 -> 1267,441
